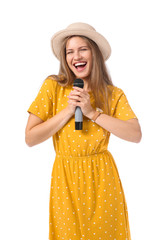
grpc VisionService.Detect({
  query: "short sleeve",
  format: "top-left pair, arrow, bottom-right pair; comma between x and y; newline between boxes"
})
27,78 -> 55,121
112,87 -> 138,121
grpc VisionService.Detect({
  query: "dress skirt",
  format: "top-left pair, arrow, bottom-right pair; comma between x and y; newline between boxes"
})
49,150 -> 131,240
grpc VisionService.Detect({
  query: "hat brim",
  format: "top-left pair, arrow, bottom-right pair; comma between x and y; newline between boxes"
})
51,28 -> 111,61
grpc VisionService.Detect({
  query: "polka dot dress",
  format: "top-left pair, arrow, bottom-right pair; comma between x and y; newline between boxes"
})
27,76 -> 138,240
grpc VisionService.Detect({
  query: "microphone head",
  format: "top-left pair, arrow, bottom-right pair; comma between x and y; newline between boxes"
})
73,79 -> 84,88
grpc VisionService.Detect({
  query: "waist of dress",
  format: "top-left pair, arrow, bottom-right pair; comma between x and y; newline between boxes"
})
56,150 -> 110,159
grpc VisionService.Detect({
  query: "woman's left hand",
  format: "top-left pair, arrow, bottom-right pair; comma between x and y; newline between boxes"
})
67,86 -> 95,117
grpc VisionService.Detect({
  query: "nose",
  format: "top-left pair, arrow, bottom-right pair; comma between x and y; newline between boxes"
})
73,50 -> 82,60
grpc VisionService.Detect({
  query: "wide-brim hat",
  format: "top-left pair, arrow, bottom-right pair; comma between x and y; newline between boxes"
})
51,22 -> 111,61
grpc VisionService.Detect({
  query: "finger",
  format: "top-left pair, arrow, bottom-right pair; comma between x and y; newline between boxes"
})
73,87 -> 89,95
68,98 -> 76,103
72,86 -> 83,92
68,99 -> 78,106
71,89 -> 90,98
69,90 -> 83,98
68,95 -> 82,101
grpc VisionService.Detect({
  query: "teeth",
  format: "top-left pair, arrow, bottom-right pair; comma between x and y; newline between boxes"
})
74,62 -> 86,67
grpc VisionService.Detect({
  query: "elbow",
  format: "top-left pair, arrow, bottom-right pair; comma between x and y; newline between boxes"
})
130,120 -> 142,143
25,132 -> 35,147
134,130 -> 142,143
25,137 -> 34,147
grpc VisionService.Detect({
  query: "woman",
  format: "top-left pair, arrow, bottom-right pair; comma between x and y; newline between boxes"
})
25,22 -> 142,240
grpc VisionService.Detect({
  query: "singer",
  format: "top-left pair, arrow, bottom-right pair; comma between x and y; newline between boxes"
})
25,22 -> 142,240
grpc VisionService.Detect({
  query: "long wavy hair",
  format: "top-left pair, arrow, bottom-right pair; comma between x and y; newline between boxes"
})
48,35 -> 114,115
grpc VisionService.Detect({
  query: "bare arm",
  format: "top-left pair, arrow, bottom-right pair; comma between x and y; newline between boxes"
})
25,106 -> 73,147
87,110 -> 142,143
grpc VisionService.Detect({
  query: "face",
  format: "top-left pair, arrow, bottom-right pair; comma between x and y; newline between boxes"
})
66,36 -> 93,81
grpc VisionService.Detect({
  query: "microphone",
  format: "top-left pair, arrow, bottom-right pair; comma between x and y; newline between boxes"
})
73,79 -> 84,130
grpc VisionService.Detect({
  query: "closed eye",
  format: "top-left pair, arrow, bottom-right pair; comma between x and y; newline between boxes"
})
66,51 -> 73,55
66,49 -> 87,54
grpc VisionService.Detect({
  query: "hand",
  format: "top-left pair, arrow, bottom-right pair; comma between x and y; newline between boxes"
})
67,87 -> 95,118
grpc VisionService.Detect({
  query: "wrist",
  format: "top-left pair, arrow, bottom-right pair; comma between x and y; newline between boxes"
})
86,109 -> 97,120
87,108 -> 103,122
66,106 -> 75,118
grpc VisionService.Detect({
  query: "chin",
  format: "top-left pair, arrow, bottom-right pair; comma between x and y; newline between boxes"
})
75,73 -> 90,80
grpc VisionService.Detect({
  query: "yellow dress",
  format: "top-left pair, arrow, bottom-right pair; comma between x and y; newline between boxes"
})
28,76 -> 138,240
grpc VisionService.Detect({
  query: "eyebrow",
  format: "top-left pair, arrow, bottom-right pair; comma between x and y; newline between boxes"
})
66,46 -> 89,51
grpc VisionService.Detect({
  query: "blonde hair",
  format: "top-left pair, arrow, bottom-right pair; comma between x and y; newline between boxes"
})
48,35 -> 114,115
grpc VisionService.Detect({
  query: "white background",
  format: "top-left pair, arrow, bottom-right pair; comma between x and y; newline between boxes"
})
0,0 -> 159,239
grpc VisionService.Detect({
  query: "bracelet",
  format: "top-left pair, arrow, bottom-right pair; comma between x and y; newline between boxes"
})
91,111 -> 101,122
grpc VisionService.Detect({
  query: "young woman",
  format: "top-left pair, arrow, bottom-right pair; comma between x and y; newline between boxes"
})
25,22 -> 142,240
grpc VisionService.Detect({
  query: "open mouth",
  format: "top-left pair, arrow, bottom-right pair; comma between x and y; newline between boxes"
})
74,62 -> 87,71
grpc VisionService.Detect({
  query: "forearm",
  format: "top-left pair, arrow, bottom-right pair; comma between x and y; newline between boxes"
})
26,107 -> 73,147
87,111 -> 141,143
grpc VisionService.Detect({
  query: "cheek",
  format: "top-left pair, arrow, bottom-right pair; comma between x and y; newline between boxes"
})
66,57 -> 75,72
66,56 -> 69,65
66,56 -> 72,67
